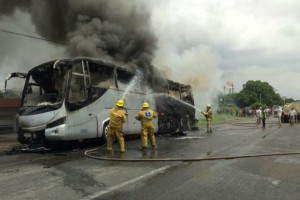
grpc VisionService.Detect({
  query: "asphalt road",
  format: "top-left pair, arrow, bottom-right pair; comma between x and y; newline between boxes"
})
1,117 -> 300,200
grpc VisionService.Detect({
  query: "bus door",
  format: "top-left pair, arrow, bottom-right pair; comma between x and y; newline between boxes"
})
66,60 -> 98,140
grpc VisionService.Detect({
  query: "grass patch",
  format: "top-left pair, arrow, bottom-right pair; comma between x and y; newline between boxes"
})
197,113 -> 237,126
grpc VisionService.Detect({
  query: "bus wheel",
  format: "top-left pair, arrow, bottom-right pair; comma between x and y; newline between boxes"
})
172,118 -> 183,134
102,123 -> 109,143
102,123 -> 117,143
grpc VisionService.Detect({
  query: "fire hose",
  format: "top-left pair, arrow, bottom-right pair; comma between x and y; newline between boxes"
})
84,123 -> 300,162
84,147 -> 300,162
84,119 -> 300,162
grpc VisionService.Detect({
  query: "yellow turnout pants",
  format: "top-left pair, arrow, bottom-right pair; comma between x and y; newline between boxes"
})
107,127 -> 125,152
141,124 -> 156,148
207,119 -> 212,131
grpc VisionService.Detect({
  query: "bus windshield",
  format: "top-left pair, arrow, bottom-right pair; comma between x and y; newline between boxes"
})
23,61 -> 69,108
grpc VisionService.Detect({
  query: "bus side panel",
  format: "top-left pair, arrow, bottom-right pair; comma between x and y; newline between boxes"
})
67,90 -> 118,140
67,117 -> 98,140
94,90 -> 119,137
121,91 -> 142,135
66,103 -> 98,139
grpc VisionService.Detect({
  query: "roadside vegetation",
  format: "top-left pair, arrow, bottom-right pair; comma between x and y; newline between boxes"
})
0,89 -> 21,98
198,112 -> 238,126
233,80 -> 294,108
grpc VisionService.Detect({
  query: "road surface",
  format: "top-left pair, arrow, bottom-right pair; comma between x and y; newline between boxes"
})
0,117 -> 300,200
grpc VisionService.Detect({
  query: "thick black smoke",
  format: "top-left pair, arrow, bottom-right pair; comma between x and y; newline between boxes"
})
0,0 -> 165,87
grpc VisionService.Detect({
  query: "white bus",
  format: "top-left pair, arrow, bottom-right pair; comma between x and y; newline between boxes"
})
5,58 -> 197,148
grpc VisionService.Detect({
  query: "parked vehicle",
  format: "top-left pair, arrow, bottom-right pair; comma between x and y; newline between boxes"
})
282,102 -> 300,123
272,105 -> 280,118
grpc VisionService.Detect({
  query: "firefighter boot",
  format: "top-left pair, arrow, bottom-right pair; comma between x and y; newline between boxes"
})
152,145 -> 158,151
140,147 -> 147,152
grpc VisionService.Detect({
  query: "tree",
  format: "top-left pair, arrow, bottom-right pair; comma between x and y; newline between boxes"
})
285,97 -> 295,104
234,80 -> 283,108
2,89 -> 21,98
0,90 -> 3,98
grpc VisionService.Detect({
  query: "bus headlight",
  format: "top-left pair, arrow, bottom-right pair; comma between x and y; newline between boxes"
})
46,117 -> 66,129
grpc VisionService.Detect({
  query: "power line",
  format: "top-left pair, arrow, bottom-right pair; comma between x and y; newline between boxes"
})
0,28 -> 67,45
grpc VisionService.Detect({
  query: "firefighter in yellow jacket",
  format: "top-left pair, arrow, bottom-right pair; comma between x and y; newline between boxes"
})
201,104 -> 213,133
107,99 -> 127,153
135,102 -> 158,151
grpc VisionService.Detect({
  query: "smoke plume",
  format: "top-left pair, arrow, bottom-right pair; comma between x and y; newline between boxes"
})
0,0 -> 163,87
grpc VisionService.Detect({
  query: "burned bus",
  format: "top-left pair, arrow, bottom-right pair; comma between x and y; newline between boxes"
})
5,58 -> 197,148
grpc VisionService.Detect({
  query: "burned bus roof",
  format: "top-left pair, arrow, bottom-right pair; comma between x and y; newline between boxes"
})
28,57 -> 131,73
167,80 -> 192,88
28,57 -> 191,91
71,57 -> 131,71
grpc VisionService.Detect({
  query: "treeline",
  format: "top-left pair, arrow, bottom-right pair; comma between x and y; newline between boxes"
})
0,89 -> 22,98
220,80 -> 295,109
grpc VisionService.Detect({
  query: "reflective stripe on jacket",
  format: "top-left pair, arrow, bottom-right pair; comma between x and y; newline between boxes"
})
135,108 -> 157,126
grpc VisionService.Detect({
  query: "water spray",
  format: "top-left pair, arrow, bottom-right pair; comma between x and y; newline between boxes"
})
122,70 -> 143,101
149,93 -> 203,113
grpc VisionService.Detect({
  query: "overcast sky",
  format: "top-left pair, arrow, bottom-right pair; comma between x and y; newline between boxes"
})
1,0 -> 300,108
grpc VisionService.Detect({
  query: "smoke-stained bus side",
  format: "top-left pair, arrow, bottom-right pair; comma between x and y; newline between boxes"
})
155,80 -> 197,134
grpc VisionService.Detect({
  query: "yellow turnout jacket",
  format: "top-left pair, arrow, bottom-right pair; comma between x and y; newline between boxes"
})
135,108 -> 157,127
109,106 -> 126,128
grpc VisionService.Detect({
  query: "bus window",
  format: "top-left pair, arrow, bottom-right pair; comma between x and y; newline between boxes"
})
168,84 -> 181,98
53,65 -> 68,102
117,69 -> 143,93
23,82 -> 41,107
67,62 -> 88,110
23,61 -> 68,107
88,61 -> 116,100
180,86 -> 193,103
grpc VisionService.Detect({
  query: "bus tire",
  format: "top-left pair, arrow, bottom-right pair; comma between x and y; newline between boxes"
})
172,118 -> 183,134
102,122 -> 109,143
102,122 -> 117,143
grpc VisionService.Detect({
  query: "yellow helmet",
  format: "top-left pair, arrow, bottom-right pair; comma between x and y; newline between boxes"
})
116,99 -> 124,107
207,104 -> 211,108
142,102 -> 149,108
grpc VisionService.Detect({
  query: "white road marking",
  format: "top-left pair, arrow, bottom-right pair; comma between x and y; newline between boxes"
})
174,136 -> 205,140
82,165 -> 171,200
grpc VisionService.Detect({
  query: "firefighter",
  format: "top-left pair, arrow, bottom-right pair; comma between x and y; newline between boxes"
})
201,104 -> 213,133
135,102 -> 158,151
107,99 -> 127,153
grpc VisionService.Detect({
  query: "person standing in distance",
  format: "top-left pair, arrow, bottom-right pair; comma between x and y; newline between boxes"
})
276,106 -> 283,127
256,107 -> 262,125
261,107 -> 267,129
107,99 -> 127,153
289,107 -> 297,125
201,104 -> 213,133
135,102 -> 158,151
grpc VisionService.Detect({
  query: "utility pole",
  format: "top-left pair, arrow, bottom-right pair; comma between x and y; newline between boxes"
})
282,96 -> 286,105
232,83 -> 234,102
260,93 -> 261,104
224,85 -> 226,104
